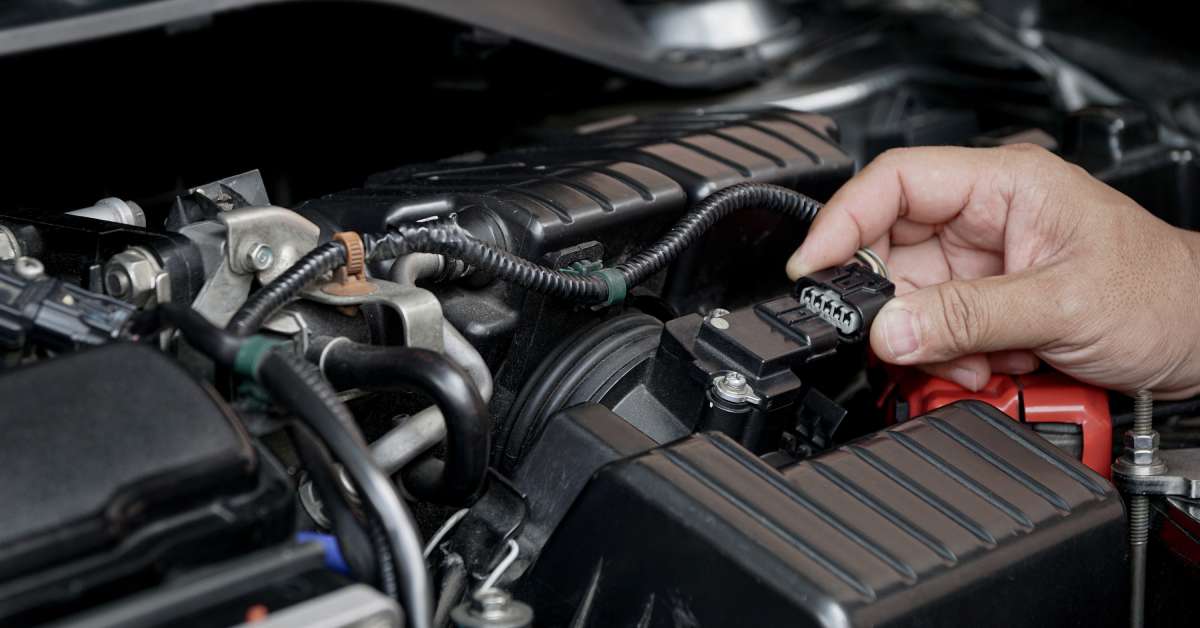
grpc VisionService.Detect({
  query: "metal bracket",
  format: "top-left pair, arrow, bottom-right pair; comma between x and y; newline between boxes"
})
1114,448 -> 1200,497
191,207 -> 321,326
303,279 -> 444,352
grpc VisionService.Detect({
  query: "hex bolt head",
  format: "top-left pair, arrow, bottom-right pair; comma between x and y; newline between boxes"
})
247,243 -> 274,271
452,588 -> 534,628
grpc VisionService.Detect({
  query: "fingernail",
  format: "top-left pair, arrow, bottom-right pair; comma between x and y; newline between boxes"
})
950,367 -> 981,391
786,253 -> 812,280
878,306 -> 919,359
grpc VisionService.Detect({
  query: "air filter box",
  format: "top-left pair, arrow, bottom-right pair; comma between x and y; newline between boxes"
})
523,400 -> 1126,627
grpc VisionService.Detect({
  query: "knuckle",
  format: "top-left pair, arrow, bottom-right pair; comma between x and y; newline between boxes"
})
934,282 -> 988,354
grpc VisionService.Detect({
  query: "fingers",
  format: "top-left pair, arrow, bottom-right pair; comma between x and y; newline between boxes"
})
918,355 -> 992,391
786,145 -> 1022,280
870,270 -> 1062,365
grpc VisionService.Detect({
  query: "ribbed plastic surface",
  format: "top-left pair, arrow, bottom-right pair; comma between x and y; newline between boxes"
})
524,400 -> 1125,627
301,108 -> 853,256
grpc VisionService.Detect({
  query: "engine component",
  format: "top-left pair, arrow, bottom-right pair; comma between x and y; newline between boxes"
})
521,401 -> 1125,627
0,257 -> 136,351
0,342 -> 292,625
52,542 -> 385,628
65,197 -> 146,228
892,371 -> 1114,477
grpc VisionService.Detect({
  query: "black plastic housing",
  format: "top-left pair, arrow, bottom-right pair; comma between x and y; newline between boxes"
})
0,343 -> 293,624
522,401 -> 1126,627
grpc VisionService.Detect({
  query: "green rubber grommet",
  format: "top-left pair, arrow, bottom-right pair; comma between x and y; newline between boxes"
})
595,268 -> 627,306
234,336 -> 282,379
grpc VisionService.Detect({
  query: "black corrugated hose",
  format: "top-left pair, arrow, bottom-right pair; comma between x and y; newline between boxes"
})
220,183 -> 824,337
226,241 -> 347,336
364,182 -> 824,306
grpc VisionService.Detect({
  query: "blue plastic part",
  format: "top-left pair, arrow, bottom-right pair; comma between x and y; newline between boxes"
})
296,532 -> 351,576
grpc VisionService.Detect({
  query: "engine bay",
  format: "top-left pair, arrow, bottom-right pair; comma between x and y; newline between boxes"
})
2,2 -> 1200,626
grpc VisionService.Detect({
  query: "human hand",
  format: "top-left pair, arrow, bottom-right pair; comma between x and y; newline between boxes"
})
787,144 -> 1200,398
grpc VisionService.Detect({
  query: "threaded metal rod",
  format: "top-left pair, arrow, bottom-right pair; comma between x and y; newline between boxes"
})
1133,390 -> 1154,436
1128,389 -> 1153,628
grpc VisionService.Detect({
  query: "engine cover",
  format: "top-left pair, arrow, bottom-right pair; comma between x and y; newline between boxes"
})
521,401 -> 1126,627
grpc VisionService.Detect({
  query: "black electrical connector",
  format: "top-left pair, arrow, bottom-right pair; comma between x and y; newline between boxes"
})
758,263 -> 894,346
0,259 -> 136,351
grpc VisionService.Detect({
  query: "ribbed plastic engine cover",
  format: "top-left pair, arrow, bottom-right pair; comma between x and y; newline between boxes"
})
524,400 -> 1126,627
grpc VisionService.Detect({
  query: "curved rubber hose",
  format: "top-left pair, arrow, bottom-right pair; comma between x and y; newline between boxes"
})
227,241 -> 347,336
366,182 -> 823,304
318,341 -> 490,506
160,303 -> 244,365
256,350 -> 432,628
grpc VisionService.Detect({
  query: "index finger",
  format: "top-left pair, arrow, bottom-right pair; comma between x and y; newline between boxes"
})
785,145 -> 1022,280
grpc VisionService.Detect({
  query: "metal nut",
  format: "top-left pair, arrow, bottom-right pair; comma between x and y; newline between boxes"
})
103,248 -> 162,307
247,242 -> 275,271
1124,431 -> 1159,452
1130,449 -> 1161,466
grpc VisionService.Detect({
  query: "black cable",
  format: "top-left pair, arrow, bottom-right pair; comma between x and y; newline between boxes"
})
226,241 -> 347,336
290,424 -> 380,588
256,349 -> 432,628
313,339 -> 490,506
159,303 -> 244,365
158,287 -> 431,626
365,182 -> 824,305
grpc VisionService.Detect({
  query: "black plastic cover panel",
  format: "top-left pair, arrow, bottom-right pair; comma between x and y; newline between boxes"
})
524,401 -> 1126,627
302,108 -> 853,258
0,342 -> 255,581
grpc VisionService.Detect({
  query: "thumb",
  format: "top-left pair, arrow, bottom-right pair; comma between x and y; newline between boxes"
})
870,271 -> 1061,365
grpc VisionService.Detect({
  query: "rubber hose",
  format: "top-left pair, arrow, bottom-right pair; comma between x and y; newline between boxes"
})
256,350 -> 432,628
290,424 -> 380,587
160,303 -> 244,365
365,182 -> 822,304
227,241 -> 347,336
498,313 -> 662,473
316,340 -> 490,506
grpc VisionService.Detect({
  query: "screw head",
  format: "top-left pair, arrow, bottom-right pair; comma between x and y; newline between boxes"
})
724,371 -> 747,391
472,589 -> 512,619
710,317 -> 730,330
247,243 -> 274,271
13,256 -> 43,280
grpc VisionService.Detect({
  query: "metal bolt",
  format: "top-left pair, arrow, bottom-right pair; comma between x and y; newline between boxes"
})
13,256 -> 43,280
709,308 -> 730,318
710,317 -> 730,330
452,588 -> 534,628
711,371 -> 761,406
247,243 -> 274,271
724,371 -> 747,392
1126,390 -> 1155,628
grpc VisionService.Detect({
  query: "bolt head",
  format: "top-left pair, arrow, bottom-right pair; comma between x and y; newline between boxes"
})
710,317 -> 730,330
724,372 -> 747,390
248,243 -> 274,271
